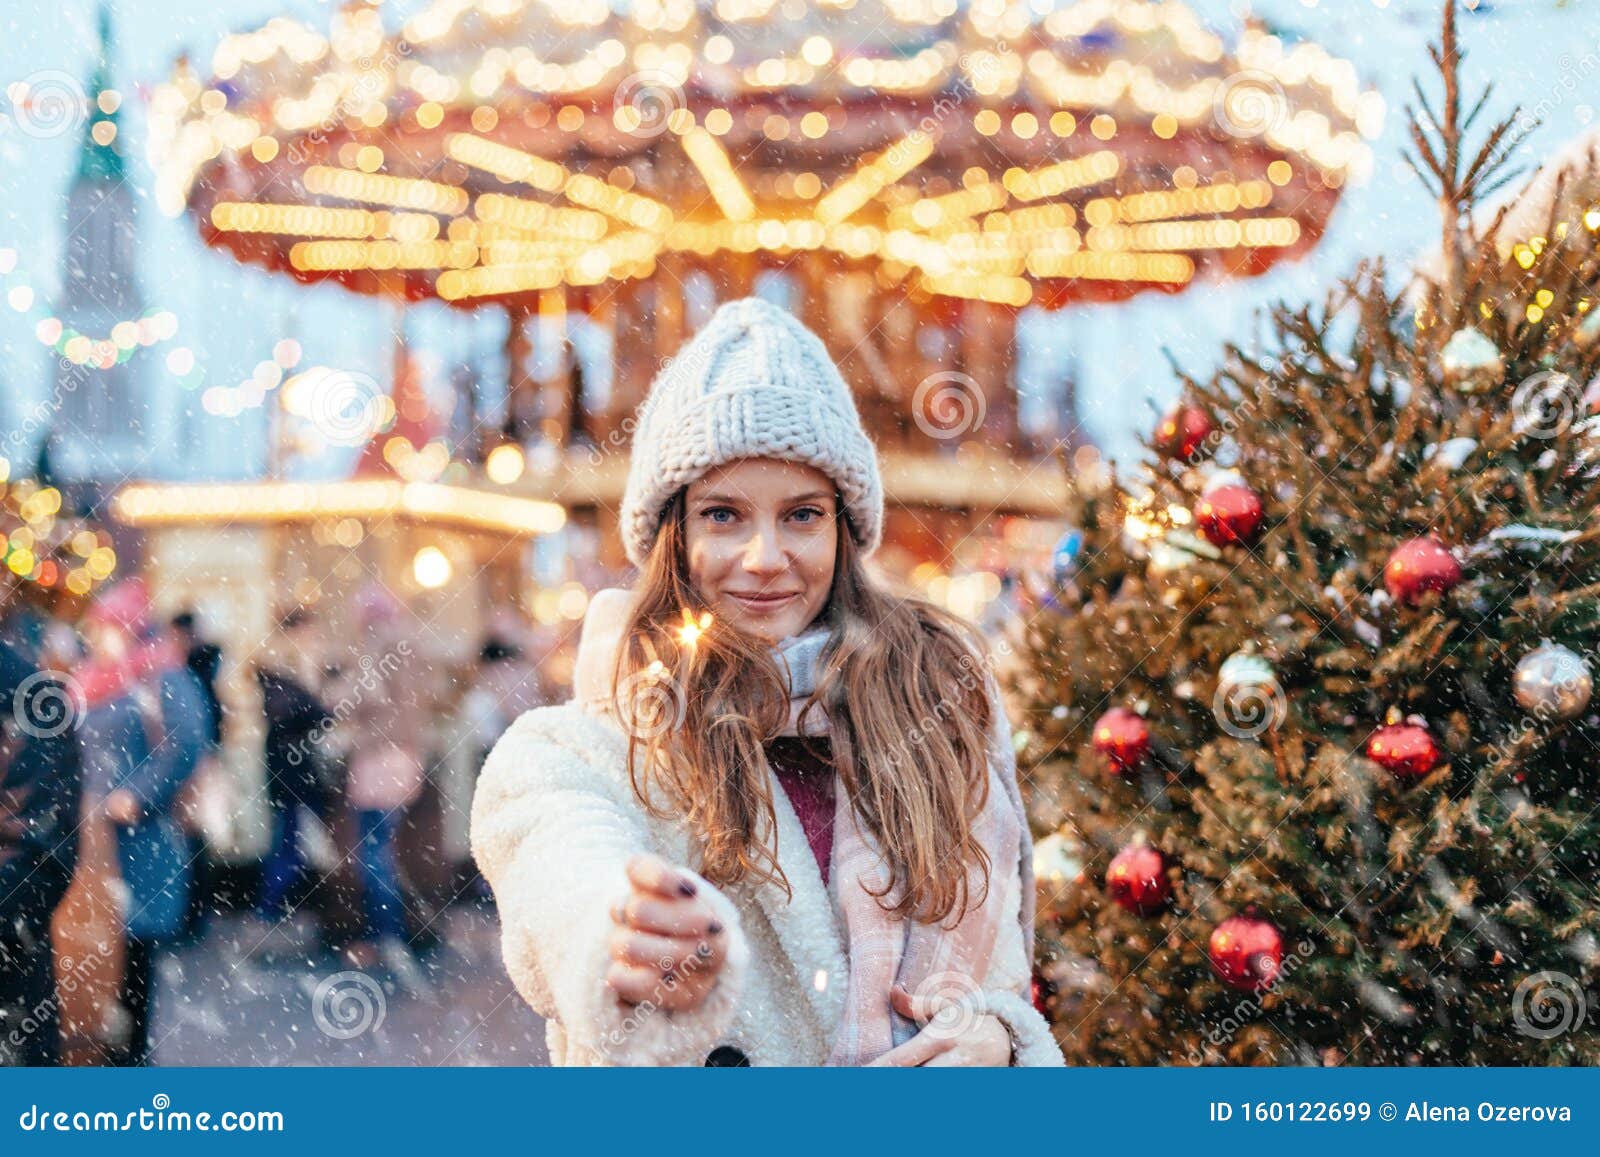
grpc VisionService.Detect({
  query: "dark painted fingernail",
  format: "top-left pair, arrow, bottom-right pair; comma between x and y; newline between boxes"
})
678,879 -> 698,897
708,920 -> 724,935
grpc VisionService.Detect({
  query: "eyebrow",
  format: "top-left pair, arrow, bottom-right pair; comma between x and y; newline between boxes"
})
694,490 -> 836,505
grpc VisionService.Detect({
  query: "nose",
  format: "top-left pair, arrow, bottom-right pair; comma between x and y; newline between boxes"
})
741,521 -> 787,573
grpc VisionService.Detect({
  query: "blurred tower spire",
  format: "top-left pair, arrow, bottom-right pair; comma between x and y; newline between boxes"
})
50,1 -> 151,497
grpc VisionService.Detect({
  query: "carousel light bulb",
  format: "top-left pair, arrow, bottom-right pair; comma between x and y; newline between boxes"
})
413,545 -> 453,589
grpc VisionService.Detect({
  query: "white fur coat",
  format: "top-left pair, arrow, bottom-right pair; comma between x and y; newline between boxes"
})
469,589 -> 1065,1066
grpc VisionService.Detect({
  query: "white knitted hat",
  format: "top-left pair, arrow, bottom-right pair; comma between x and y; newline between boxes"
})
619,296 -> 884,569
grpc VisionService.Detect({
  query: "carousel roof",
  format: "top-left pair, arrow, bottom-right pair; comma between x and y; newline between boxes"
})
149,0 -> 1383,310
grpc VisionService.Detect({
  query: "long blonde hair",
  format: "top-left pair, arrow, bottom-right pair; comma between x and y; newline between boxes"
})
610,488 -> 999,927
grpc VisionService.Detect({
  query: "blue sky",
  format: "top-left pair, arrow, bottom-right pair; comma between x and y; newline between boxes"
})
0,0 -> 1593,477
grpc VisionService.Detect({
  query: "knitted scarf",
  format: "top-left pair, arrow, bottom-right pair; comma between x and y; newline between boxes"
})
772,625 -> 1029,1065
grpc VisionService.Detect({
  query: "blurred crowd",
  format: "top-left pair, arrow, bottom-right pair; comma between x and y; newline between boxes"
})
0,577 -> 555,1067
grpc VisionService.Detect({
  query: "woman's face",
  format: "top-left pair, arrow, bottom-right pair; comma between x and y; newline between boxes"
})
683,458 -> 839,644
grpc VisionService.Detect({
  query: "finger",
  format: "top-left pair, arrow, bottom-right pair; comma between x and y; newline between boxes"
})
604,961 -> 667,1006
865,1029 -> 954,1067
889,985 -> 923,1023
609,927 -> 725,972
617,893 -> 722,938
625,853 -> 701,900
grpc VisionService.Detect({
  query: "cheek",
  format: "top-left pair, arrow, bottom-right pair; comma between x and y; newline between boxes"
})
684,531 -> 730,589
800,536 -> 838,591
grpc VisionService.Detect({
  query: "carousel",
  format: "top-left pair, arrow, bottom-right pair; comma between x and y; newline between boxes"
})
133,0 -> 1379,604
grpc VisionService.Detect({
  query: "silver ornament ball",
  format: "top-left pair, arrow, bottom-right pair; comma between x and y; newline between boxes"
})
1513,641 -> 1593,721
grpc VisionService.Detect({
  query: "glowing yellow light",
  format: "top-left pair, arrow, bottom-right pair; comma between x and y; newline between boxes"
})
413,545 -> 452,589
485,442 -> 526,485
676,607 -> 715,647
1267,160 -> 1293,186
416,102 -> 444,129
682,127 -> 756,221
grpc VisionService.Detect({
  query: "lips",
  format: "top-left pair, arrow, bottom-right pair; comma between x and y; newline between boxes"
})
727,591 -> 800,611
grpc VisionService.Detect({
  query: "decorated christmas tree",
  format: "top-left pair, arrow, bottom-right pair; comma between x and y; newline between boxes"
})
1012,3 -> 1600,1065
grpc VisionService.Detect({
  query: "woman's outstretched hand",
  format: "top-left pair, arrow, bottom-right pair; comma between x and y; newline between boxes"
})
605,853 -> 729,1014
865,984 -> 1014,1066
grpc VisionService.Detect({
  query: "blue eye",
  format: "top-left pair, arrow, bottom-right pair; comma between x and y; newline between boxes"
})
791,507 -> 825,523
703,507 -> 736,524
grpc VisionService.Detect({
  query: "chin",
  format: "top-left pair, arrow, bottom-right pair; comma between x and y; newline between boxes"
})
718,600 -> 814,644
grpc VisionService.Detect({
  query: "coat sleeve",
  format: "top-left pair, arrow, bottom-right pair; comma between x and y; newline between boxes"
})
470,702 -> 751,1066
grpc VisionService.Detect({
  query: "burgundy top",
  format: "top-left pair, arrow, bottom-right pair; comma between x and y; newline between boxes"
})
764,736 -> 837,887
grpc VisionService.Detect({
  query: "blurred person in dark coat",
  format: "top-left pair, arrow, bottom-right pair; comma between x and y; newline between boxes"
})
254,608 -> 332,924
169,610 -> 225,942
0,638 -> 81,1066
77,581 -> 210,1067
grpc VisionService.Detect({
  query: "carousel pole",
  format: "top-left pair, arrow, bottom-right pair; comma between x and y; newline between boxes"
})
502,300 -> 534,447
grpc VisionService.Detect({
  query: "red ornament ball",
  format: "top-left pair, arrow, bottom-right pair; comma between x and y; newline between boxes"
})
1106,843 -> 1171,914
1156,405 -> 1214,460
1208,915 -> 1285,992
1194,483 -> 1265,546
1383,537 -> 1462,605
1091,707 -> 1150,773
1366,723 -> 1441,781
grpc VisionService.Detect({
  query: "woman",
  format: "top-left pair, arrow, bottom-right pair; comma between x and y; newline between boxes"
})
472,297 -> 1063,1067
